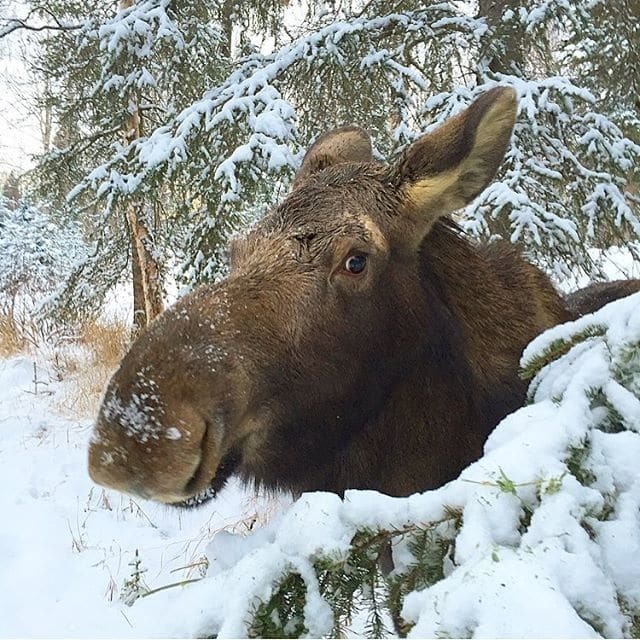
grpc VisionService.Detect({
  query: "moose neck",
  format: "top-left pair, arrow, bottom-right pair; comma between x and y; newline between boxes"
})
420,221 -> 569,409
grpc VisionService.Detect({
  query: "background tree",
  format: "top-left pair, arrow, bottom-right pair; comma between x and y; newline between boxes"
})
2,170 -> 20,208
2,0 -> 638,323
8,0 -> 236,326
0,196 -> 87,318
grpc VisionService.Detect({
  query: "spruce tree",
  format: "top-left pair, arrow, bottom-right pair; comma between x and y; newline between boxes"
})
11,0 -> 234,323
4,0 -> 639,313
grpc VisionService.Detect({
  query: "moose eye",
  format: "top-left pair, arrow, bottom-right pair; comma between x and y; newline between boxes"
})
344,254 -> 367,275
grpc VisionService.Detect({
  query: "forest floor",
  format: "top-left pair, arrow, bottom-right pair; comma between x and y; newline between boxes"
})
0,347 -> 289,637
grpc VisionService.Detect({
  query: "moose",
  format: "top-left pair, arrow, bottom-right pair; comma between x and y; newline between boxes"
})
89,87 -> 640,506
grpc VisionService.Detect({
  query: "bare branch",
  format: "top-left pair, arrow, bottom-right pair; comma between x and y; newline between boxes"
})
0,19 -> 81,38
0,6 -> 82,39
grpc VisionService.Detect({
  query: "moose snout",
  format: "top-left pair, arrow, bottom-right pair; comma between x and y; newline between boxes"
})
88,398 -> 217,504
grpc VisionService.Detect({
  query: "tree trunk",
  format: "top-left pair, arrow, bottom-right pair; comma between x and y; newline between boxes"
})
477,0 -> 524,76
120,0 -> 163,335
219,0 -> 235,59
129,225 -> 147,335
41,76 -> 52,153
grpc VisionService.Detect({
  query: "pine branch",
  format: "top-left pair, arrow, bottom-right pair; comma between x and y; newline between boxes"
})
0,18 -> 81,38
1,6 -> 81,38
520,324 -> 607,383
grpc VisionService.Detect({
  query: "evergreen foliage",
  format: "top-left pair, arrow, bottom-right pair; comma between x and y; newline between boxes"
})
0,197 -> 88,314
24,0 -> 232,318
520,324 -> 607,390
240,521 -> 460,638
4,0 -> 638,319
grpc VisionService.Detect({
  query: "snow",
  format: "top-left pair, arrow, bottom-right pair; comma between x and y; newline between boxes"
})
404,549 -> 601,639
2,289 -> 638,636
0,356 -> 288,637
522,289 -> 640,364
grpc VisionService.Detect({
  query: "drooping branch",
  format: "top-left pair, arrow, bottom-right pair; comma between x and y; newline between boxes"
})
0,19 -> 80,37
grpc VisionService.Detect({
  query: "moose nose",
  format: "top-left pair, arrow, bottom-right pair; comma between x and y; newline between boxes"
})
87,436 -> 204,503
87,402 -> 210,503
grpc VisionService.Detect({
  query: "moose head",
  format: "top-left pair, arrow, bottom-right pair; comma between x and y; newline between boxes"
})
89,86 -> 574,504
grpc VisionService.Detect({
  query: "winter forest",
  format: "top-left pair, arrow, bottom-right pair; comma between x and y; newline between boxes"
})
0,0 -> 639,637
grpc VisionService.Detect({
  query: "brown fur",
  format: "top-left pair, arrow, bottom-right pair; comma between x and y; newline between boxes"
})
564,280 -> 640,317
88,87 -> 640,505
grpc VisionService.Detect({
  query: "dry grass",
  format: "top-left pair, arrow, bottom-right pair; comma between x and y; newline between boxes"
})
55,319 -> 130,418
79,319 -> 130,372
0,312 -> 27,357
0,303 -> 130,419
0,303 -> 75,358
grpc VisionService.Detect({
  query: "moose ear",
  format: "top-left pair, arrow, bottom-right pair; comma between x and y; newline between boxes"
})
291,125 -> 373,190
394,86 -> 517,236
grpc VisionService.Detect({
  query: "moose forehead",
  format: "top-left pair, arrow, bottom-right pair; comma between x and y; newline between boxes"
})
262,164 -> 398,238
229,164 -> 399,269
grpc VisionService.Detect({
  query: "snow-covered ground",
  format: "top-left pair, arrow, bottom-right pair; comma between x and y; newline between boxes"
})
0,355 -> 289,637
1,289 -> 639,638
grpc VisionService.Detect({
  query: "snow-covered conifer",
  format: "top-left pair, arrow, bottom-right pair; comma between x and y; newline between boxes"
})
6,0 -> 638,305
